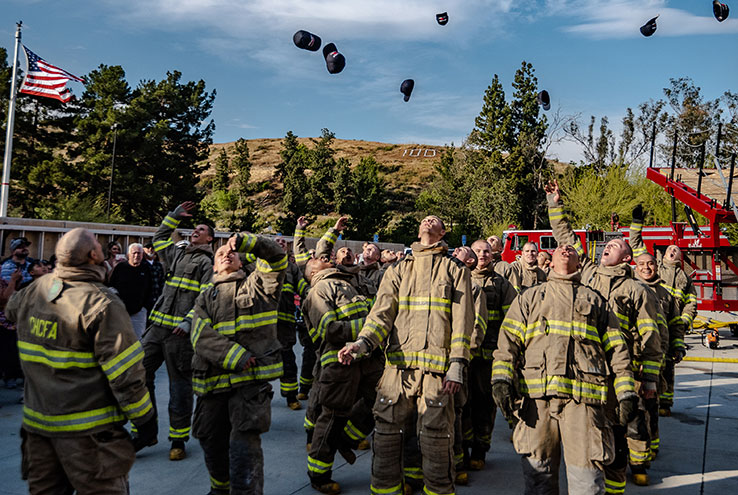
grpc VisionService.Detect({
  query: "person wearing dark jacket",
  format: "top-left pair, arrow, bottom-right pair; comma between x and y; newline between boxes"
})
109,243 -> 153,339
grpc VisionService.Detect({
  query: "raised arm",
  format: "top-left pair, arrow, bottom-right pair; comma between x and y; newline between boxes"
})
153,201 -> 196,267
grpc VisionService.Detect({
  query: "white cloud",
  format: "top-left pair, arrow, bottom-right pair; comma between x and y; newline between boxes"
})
551,1 -> 738,39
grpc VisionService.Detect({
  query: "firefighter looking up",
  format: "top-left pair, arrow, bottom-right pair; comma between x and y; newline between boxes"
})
339,215 -> 474,495
632,251 -> 686,462
7,228 -> 156,494
486,235 -> 513,279
466,239 -> 517,471
302,255 -> 382,495
509,242 -> 548,293
491,244 -> 638,495
190,234 -> 287,495
629,205 -> 696,417
273,236 -> 309,410
360,242 -> 385,287
546,181 -> 660,491
143,201 -> 214,460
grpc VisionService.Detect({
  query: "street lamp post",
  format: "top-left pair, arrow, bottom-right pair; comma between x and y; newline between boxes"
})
106,123 -> 119,221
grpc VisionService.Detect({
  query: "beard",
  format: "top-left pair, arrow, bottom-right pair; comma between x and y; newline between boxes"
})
15,251 -> 28,260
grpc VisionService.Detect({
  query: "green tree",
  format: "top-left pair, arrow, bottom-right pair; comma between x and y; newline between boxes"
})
344,156 -> 387,239
469,74 -> 511,152
332,157 -> 353,213
232,138 -> 251,198
213,148 -> 230,192
275,130 -> 298,180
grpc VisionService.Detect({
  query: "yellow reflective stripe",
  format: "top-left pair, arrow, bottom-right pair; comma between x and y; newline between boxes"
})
150,310 -> 185,328
223,344 -> 246,370
191,316 -> 211,346
549,207 -> 564,220
451,334 -> 471,351
280,381 -> 298,392
238,234 -> 258,253
101,341 -> 144,380
278,311 -> 296,323
637,318 -> 658,335
350,318 -> 364,340
681,313 -> 694,325
297,278 -> 308,297
192,362 -> 284,394
519,375 -> 607,402
295,252 -> 311,263
371,484 -> 403,495
307,455 -> 332,474
282,282 -> 295,293
501,318 -> 525,341
602,329 -> 625,351
210,476 -> 230,489
605,478 -> 626,494
476,312 -> 488,332
573,240 -> 584,256
316,301 -> 369,340
161,215 -> 180,229
320,350 -> 339,366
294,229 -> 306,237
257,255 -> 288,273
165,276 -> 202,292
121,391 -> 153,420
169,425 -> 190,439
642,359 -> 661,375
304,416 -> 315,429
23,405 -> 124,433
343,420 -> 368,441
18,341 -> 97,369
629,449 -> 650,463
487,309 -> 503,322
671,338 -> 685,349
614,376 -> 635,395
399,296 -> 451,313
212,311 -> 279,336
492,360 -> 514,379
364,319 -> 389,342
386,351 -> 447,373
630,223 -> 642,232
321,231 -> 337,244
153,239 -> 174,252
423,486 -> 454,495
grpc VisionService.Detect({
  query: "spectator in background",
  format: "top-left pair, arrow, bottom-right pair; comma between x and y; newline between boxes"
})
18,259 -> 49,290
109,243 -> 153,339
0,268 -> 22,389
47,255 -> 57,272
103,241 -> 124,276
1,237 -> 33,285
144,241 -> 165,306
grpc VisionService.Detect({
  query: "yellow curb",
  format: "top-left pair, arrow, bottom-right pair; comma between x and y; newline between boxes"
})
683,356 -> 738,363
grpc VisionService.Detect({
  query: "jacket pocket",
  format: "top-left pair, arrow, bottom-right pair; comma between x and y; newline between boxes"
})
91,426 -> 136,479
520,347 -> 545,397
573,342 -> 608,404
586,404 -> 614,464
232,384 -> 273,433
373,370 -> 401,424
318,364 -> 355,411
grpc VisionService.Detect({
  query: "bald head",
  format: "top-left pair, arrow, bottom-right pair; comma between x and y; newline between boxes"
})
56,228 -> 103,267
305,257 -> 333,283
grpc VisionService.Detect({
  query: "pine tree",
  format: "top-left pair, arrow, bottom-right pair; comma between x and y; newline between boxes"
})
275,131 -> 298,180
213,148 -> 230,192
469,74 -> 511,152
232,138 -> 251,197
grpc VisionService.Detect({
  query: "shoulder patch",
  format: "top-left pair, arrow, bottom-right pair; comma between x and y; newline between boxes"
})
46,278 -> 64,302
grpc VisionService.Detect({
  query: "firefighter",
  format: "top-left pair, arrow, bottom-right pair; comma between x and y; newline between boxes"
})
7,228 -> 156,494
302,255 -> 382,494
632,251 -> 686,461
143,200 -> 214,460
509,242 -> 548,293
274,236 -> 309,410
190,233 -> 286,495
360,241 -> 385,287
537,251 -> 552,275
339,215 -> 474,495
630,205 -> 696,417
461,239 -> 519,471
491,244 -> 638,495
546,181 -> 660,491
292,217 -> 319,400
486,235 -> 513,279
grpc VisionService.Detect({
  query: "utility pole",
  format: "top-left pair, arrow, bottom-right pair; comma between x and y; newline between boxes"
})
1,22 -> 23,217
106,123 -> 119,221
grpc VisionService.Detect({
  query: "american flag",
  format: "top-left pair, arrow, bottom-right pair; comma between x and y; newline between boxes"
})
19,46 -> 84,103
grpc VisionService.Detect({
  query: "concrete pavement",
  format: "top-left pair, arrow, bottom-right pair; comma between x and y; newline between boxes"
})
2,329 -> 738,494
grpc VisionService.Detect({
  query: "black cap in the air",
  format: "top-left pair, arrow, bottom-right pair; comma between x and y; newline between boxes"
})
401,79 -> 415,102
640,16 -> 658,37
436,12 -> 449,25
537,90 -> 550,111
323,43 -> 345,74
714,1 -> 730,21
293,30 -> 322,51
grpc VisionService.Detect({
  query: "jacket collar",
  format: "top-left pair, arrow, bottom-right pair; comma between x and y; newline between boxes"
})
548,270 -> 581,284
635,272 -> 662,287
598,262 -> 632,279
54,263 -> 107,283
185,243 -> 214,256
472,263 -> 497,278
213,270 -> 245,285
411,240 -> 448,256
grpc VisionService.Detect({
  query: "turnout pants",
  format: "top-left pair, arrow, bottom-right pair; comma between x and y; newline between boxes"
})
21,426 -> 134,495
277,321 -> 298,398
142,325 -> 193,442
462,357 -> 495,459
192,383 -> 273,495
659,357 -> 676,409
371,368 -> 455,495
513,397 -> 613,495
308,356 -> 382,483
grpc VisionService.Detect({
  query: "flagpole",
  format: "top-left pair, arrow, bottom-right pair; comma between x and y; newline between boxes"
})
1,21 -> 22,218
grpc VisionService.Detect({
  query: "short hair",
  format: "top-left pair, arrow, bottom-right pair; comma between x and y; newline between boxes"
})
128,243 -> 143,254
28,259 -> 44,272
522,242 -> 538,251
205,225 -> 215,239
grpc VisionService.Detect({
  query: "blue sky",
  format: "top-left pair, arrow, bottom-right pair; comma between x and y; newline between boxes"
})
1,0 -> 736,162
